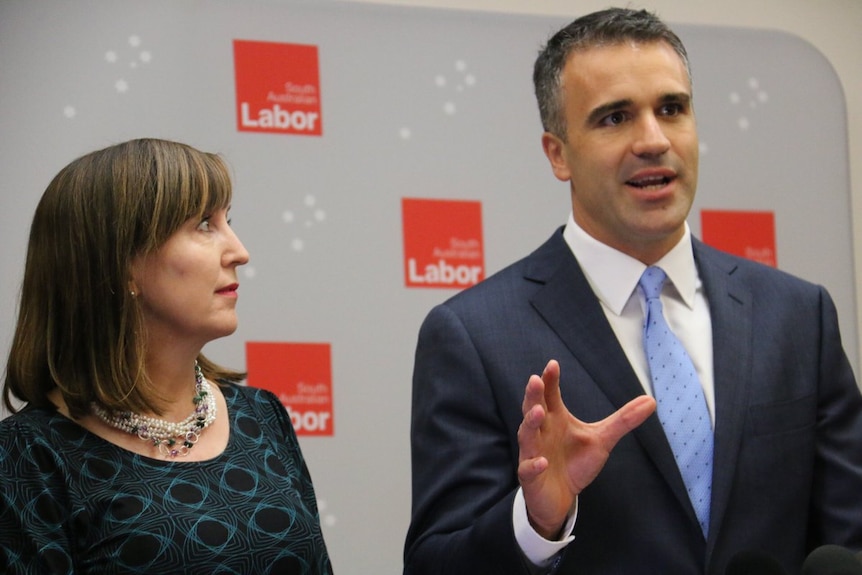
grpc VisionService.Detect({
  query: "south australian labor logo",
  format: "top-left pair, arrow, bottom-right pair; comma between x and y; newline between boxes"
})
233,39 -> 322,136
402,197 -> 485,289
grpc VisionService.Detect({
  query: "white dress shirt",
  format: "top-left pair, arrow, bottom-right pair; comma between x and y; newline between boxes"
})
515,214 -> 714,566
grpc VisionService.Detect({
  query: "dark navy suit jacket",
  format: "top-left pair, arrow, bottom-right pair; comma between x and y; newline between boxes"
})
404,228 -> 862,575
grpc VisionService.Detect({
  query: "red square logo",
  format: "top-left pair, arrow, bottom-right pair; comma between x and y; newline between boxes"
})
245,342 -> 333,436
700,209 -> 777,267
233,40 -> 322,136
402,198 -> 484,289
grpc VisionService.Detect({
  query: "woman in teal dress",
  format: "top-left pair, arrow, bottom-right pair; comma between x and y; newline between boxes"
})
0,138 -> 333,574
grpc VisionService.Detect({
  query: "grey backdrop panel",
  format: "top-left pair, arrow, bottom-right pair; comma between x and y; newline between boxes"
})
0,0 -> 855,572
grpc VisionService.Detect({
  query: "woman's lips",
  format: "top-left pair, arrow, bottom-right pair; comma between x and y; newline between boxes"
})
216,283 -> 239,296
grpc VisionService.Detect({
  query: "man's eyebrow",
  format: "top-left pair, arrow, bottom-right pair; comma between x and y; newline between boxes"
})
659,92 -> 692,106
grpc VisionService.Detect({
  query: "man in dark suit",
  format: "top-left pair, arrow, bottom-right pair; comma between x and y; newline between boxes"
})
403,7 -> 862,575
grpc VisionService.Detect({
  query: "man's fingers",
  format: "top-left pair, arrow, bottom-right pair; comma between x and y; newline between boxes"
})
518,403 -> 547,462
517,456 -> 549,485
521,374 -> 545,417
541,359 -> 560,382
522,360 -> 562,417
540,360 -> 563,409
598,395 -> 656,448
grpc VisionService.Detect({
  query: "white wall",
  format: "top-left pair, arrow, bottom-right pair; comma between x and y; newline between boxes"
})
347,0 -> 862,363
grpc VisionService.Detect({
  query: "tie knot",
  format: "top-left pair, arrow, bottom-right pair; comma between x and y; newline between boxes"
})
639,266 -> 667,300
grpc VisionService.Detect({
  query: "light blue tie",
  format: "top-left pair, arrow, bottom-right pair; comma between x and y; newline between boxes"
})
639,266 -> 713,536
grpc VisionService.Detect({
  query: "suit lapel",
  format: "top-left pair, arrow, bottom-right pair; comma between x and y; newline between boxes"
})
692,240 -> 753,548
525,231 -> 695,520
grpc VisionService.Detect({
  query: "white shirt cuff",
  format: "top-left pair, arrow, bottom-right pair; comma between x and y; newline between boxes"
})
512,487 -> 576,567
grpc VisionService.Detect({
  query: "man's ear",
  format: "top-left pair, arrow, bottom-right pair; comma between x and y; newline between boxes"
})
541,132 -> 572,182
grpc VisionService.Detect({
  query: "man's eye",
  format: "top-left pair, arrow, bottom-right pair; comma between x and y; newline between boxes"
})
661,103 -> 683,116
602,112 -> 627,126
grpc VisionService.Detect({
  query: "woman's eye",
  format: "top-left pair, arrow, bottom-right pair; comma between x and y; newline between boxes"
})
197,217 -> 211,232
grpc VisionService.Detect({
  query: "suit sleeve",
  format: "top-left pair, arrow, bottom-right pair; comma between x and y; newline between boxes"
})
809,285 -> 862,549
404,302 -> 540,575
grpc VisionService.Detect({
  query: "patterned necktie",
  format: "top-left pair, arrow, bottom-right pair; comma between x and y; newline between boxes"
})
639,266 -> 713,536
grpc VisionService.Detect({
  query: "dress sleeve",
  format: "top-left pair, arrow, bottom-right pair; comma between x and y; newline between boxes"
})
0,417 -> 75,574
249,388 -> 324,519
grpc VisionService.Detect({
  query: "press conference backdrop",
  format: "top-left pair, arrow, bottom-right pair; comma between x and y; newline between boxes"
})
0,0 -> 855,572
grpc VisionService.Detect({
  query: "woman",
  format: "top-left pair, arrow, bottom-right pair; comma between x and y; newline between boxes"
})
0,138 -> 333,574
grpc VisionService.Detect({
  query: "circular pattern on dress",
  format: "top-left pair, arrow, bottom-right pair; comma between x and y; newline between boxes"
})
0,384 -> 332,574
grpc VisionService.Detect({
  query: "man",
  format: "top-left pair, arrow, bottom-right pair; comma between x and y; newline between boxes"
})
404,8 -> 862,575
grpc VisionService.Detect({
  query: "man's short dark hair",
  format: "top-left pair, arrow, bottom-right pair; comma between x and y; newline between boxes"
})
533,7 -> 691,140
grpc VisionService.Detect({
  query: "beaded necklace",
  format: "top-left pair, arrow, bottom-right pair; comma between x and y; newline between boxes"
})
91,362 -> 217,458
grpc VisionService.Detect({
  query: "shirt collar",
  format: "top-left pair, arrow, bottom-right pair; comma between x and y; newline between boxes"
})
562,213 -> 699,315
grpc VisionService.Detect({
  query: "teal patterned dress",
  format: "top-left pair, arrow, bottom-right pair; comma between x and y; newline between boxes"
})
0,384 -> 333,574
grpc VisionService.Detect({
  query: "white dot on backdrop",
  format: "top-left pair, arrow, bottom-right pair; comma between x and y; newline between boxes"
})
130,61 -> 138,69
244,267 -> 256,278
699,142 -> 709,155
291,238 -> 304,252
63,106 -> 76,119
443,102 -> 456,115
115,80 -> 129,93
128,35 -> 141,47
729,92 -> 740,104
304,194 -> 316,207
105,51 -> 118,63
455,59 -> 467,71
738,117 -> 750,131
140,51 -> 151,63
435,75 -> 446,87
318,499 -> 328,512
399,127 -> 412,140
465,74 -> 476,86
324,515 -> 337,527
748,77 -> 759,90
282,210 -> 295,223
315,209 -> 326,222
758,91 -> 768,103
